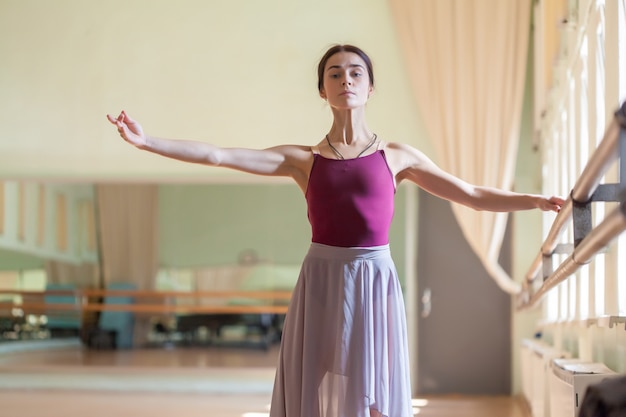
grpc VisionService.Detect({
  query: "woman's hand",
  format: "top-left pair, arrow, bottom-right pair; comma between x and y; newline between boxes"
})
537,196 -> 565,213
106,111 -> 147,148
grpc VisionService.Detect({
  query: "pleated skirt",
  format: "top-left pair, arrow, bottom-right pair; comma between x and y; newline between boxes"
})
269,243 -> 412,417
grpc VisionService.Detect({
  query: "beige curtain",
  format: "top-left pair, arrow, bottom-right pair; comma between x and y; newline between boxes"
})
95,184 -> 158,290
388,0 -> 531,293
45,261 -> 98,287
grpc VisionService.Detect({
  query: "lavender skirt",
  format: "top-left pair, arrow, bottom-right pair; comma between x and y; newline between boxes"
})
270,243 -> 412,417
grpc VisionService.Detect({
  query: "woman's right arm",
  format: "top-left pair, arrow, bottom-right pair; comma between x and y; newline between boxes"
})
107,111 -> 310,178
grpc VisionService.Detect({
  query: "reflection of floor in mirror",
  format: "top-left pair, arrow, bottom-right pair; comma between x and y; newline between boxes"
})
0,391 -> 272,417
0,340 -> 281,369
0,341 -> 278,417
0,341 -> 529,417
0,365 -> 276,393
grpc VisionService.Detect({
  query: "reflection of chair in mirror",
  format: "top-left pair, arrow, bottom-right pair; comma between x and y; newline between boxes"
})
97,282 -> 136,349
176,264 -> 249,346
176,264 -> 297,349
229,264 -> 297,341
0,315 -> 24,340
44,283 -> 81,338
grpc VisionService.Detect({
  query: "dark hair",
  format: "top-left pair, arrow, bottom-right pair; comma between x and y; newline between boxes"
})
317,44 -> 374,92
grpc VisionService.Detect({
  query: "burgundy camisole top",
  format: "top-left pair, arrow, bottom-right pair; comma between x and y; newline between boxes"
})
305,150 -> 396,248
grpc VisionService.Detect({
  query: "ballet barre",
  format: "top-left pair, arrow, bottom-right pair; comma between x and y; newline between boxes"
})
517,101 -> 626,309
0,288 -> 292,316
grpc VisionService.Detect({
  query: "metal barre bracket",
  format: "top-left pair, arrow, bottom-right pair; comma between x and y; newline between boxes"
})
569,111 -> 626,247
541,244 -> 573,281
571,183 -> 623,248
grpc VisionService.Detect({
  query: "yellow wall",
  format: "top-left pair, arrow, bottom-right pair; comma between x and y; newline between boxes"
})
0,0 -> 426,182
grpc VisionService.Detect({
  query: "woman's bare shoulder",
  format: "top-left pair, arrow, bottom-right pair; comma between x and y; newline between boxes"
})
269,142 -> 315,167
270,143 -> 315,154
380,141 -> 437,182
381,141 -> 430,162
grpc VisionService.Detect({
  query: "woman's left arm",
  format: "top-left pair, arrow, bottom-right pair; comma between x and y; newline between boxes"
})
388,143 -> 564,213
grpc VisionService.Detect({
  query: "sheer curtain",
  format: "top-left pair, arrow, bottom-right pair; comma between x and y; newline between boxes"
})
388,0 -> 531,293
45,261 -> 98,287
95,184 -> 158,290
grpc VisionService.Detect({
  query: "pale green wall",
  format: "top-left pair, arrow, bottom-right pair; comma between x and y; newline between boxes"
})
158,184 -> 310,267
510,26 -> 547,395
158,183 -> 408,284
0,249 -> 44,271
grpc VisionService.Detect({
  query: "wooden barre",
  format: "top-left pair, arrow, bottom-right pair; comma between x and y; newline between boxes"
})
0,302 -> 289,315
0,289 -> 293,300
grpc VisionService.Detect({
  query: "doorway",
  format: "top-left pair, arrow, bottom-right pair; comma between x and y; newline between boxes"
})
416,190 -> 512,395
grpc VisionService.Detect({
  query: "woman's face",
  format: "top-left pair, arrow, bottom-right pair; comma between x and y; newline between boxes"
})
320,51 -> 373,110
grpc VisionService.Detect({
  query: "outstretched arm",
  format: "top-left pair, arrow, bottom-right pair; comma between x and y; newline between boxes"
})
388,143 -> 564,213
106,111 -> 310,179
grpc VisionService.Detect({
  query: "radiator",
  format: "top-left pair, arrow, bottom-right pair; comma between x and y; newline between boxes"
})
548,358 -> 617,417
521,339 -> 570,417
521,339 -> 535,404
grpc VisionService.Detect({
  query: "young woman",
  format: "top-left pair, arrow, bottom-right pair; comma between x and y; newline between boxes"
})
108,44 -> 563,417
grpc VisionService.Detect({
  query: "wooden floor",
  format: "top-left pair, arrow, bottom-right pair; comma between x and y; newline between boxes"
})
0,340 -> 530,417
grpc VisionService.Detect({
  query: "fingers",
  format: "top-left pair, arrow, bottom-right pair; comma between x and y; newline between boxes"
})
551,196 -> 565,213
537,197 -> 560,213
106,112 -> 125,126
550,196 -> 565,205
121,110 -> 136,125
106,110 -> 130,121
548,196 -> 563,213
537,195 -> 565,213
106,112 -> 129,139
106,111 -> 128,131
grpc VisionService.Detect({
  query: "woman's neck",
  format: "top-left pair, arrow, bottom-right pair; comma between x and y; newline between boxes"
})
328,108 -> 371,145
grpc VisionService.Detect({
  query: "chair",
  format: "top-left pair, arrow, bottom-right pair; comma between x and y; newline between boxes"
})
98,282 -> 136,349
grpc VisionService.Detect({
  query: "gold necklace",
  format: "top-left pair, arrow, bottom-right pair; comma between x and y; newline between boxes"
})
325,133 -> 378,160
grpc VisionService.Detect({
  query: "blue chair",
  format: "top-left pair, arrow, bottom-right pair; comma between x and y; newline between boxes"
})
98,282 -> 136,349
45,283 -> 81,336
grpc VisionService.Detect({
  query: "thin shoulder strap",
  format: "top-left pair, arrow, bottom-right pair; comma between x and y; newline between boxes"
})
377,140 -> 386,151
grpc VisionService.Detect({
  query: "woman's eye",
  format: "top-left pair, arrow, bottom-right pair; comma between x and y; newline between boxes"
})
353,72 -> 362,77
330,73 -> 340,79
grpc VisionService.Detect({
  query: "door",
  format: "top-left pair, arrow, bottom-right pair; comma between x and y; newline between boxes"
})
416,190 -> 511,395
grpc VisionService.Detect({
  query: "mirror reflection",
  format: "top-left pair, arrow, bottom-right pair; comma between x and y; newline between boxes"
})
0,180 -> 310,351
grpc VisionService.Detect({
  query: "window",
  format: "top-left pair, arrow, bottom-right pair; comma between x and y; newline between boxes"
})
617,0 -> 626,315
541,0 -> 624,322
